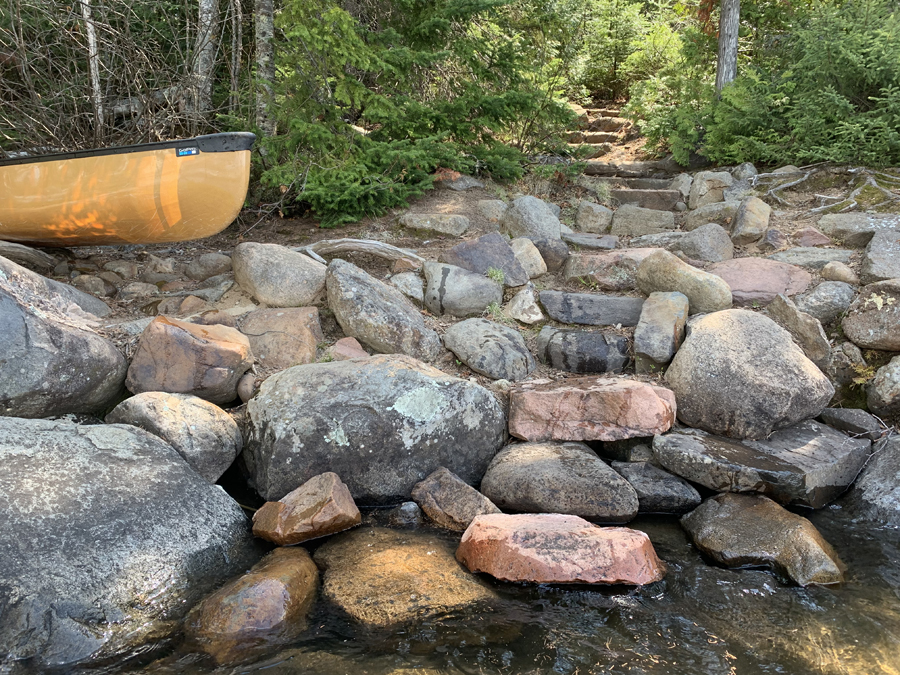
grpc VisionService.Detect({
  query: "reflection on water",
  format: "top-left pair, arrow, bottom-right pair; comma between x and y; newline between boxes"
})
137,507 -> 900,675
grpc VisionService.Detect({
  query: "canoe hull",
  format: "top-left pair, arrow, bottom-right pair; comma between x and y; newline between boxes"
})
0,134 -> 253,246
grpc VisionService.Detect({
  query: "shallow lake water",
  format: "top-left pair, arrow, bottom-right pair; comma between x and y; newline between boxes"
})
131,504 -> 900,675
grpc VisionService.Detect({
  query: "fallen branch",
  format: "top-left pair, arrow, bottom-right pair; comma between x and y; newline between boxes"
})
0,241 -> 58,270
294,238 -> 424,265
764,170 -> 814,206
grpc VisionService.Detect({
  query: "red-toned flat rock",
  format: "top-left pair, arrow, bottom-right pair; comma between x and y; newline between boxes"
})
508,377 -> 676,442
328,337 -> 369,361
794,227 -> 832,247
709,258 -> 811,306
253,472 -> 361,545
456,513 -> 665,585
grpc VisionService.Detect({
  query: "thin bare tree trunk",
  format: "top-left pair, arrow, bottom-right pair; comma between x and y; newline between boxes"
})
715,0 -> 740,94
79,0 -> 104,142
192,0 -> 220,127
255,0 -> 275,138
229,0 -> 242,114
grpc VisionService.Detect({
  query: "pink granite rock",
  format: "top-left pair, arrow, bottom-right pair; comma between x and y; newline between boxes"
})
709,258 -> 811,306
793,227 -> 832,247
508,377 -> 676,442
456,513 -> 666,585
328,337 -> 369,361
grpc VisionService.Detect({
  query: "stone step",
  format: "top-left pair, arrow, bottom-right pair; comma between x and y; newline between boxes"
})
567,143 -> 612,159
587,176 -> 674,190
568,131 -> 620,144
583,157 -> 681,178
586,108 -> 621,118
586,116 -> 628,132
611,188 -> 683,211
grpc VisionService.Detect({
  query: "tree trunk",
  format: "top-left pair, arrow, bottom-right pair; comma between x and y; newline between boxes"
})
715,0 -> 740,94
191,0 -> 220,127
229,0 -> 242,114
255,0 -> 275,138
79,0 -> 104,142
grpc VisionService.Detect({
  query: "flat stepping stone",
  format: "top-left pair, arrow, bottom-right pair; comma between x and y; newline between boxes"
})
610,188 -> 682,211
611,461 -> 701,514
562,232 -> 619,250
766,247 -> 854,270
399,213 -> 470,236
564,249 -> 661,291
709,257 -> 811,306
539,290 -> 644,326
652,420 -> 872,508
817,213 -> 900,248
439,232 -> 529,287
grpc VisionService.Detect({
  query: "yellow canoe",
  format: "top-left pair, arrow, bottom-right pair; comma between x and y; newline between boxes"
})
0,132 -> 255,246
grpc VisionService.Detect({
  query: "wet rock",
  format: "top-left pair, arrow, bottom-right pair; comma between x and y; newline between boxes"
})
505,284 -> 546,324
315,527 -> 495,627
846,436 -> 900,525
793,227 -> 832,247
239,307 -> 321,371
510,237 -> 547,278
633,291 -> 689,374
709,257 -> 811,306
653,421 -> 871,508
232,242 -> 326,307
535,326 -> 630,374
456,513 -> 665,585
423,262 -> 503,318
508,377 -> 676,442
675,222 -> 734,262
841,279 -> 900,351
411,467 -> 501,531
501,196 -> 562,239
688,171 -> 733,209
564,249 -> 663,291
860,228 -> 900,284
610,204 -> 676,237
253,472 -> 361,545
766,247 -> 854,270
386,501 -> 426,528
185,548 -> 318,665
327,336 -> 369,361
759,228 -> 789,251
868,355 -> 900,417
328,259 -> 442,361
243,354 -> 506,504
443,318 -> 535,381
539,290 -> 644,326
476,199 -> 508,225
126,316 -> 253,404
766,294 -> 831,371
730,197 -> 771,245
817,213 -> 900,248
528,237 -> 569,272
818,407 -> 884,441
561,232 -> 619,250
665,310 -> 834,439
439,233 -> 529,287
399,213 -> 470,236
105,392 -> 242,482
390,272 -> 424,306
793,281 -> 856,324
575,200 -> 613,233
0,417 -> 259,671
480,441 -> 639,523
611,461 -> 701,514
684,201 -> 741,231
821,261 -> 859,284
681,494 -> 844,585
0,261 -> 126,418
636,250 -> 732,314
186,253 -> 233,282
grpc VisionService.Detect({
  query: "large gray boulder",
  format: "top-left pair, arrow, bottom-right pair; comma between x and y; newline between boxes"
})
842,279 -> 900,351
817,213 -> 900,248
0,417 -> 259,672
232,242 -> 326,306
0,255 -> 112,318
0,259 -> 126,418
500,196 -> 562,239
327,259 -> 442,361
665,310 -> 834,439
443,318 -> 535,381
243,354 -> 507,504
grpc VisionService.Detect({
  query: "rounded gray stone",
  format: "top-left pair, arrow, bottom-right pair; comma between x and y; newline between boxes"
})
233,242 -> 326,307
443,318 -> 535,381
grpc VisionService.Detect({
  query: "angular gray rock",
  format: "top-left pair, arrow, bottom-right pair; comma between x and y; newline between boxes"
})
528,237 -> 569,272
564,249 -> 662,291
636,250 -> 732,314
860,229 -> 900,284
561,232 -> 619,250
793,281 -> 856,324
539,290 -> 644,326
0,260 -> 126,418
480,441 -> 639,523
2,255 -> 110,317
186,253 -> 233,282
390,272 -> 424,306
105,392 -> 243,482
575,200 -> 613,233
684,201 -> 741,231
501,196 -> 562,239
730,197 -> 771,245
423,262 -> 503,318
818,407 -> 884,441
411,467 -> 501,531
0,417 -> 259,672
399,213 -> 470,236
731,162 -> 758,181
243,354 -> 507,504
842,279 -> 900,351
688,171 -> 733,209
610,204 -> 676,237
443,318 -> 535,381
670,172 -> 693,197
817,213 -> 900,248
681,493 -> 844,586
868,355 -> 900,417
766,247 -> 854,270
676,222 -> 734,262
633,291 -> 689,374
846,436 -> 900,525
665,310 -> 835,439
611,461 -> 701,514
327,259 -> 442,361
766,294 -> 831,371
505,284 -> 545,324
232,242 -> 326,306
629,231 -> 685,250
535,326 -> 630,374
653,420 -> 871,508
509,237 -> 547,279
439,232 -> 529,287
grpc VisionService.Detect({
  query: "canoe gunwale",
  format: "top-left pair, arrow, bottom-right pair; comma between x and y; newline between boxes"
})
0,132 -> 256,168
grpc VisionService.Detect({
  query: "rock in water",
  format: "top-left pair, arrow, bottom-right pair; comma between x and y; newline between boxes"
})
252,472 -> 361,545
0,417 -> 259,671
652,421 -> 871,508
681,494 -> 844,586
411,467 -> 501,531
480,441 -> 639,523
665,310 -> 834,439
327,259 -> 442,361
442,318 -> 535,381
232,242 -> 326,306
185,548 -> 318,665
847,436 -> 900,526
314,527 -> 495,627
243,354 -> 507,504
508,377 -> 676,442
105,392 -> 242,482
0,259 -> 126,418
456,513 -> 665,585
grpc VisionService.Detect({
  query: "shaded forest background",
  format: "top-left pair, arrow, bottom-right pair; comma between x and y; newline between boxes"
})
1,0 -> 898,225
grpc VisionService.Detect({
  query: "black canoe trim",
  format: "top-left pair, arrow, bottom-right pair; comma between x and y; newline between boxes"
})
0,132 -> 256,168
